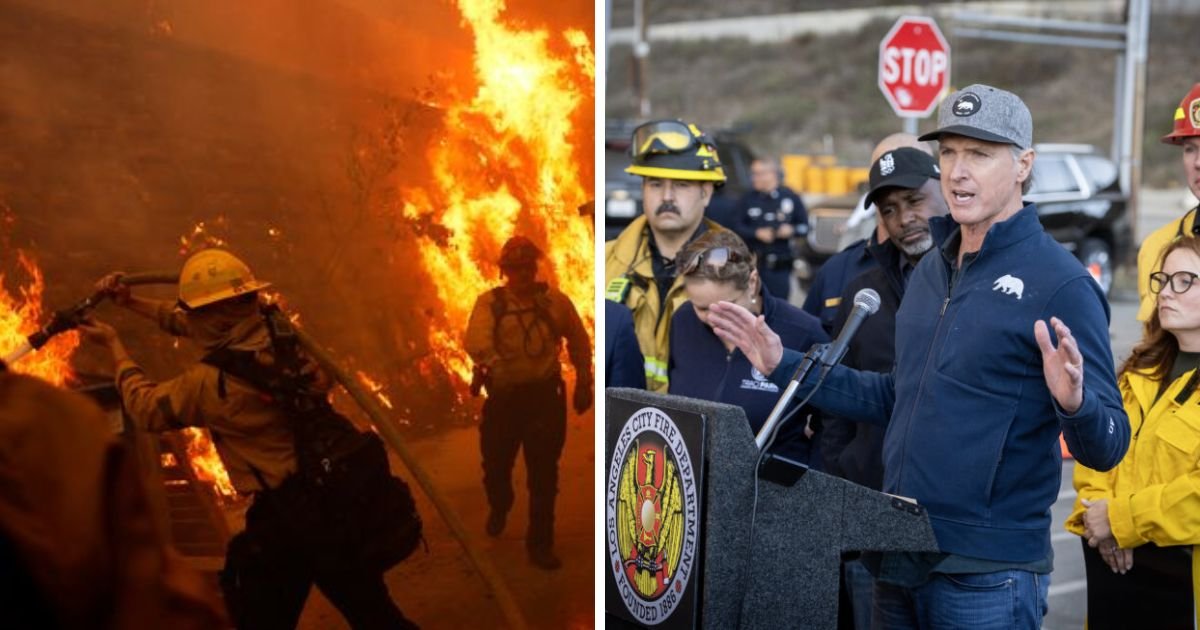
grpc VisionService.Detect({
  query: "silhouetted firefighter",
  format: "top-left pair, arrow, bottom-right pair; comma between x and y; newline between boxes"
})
465,236 -> 592,570
80,249 -> 423,629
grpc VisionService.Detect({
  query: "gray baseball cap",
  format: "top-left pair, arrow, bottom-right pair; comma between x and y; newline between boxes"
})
919,84 -> 1033,149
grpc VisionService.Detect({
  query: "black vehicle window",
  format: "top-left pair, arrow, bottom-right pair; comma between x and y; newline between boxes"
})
1030,156 -> 1079,195
605,147 -> 639,185
1075,155 -> 1118,191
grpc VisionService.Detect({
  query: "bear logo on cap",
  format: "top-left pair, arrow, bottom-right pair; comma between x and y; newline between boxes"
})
953,93 -> 982,117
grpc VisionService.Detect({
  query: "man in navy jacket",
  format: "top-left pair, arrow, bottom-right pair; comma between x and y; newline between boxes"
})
821,147 -> 949,630
710,84 -> 1129,629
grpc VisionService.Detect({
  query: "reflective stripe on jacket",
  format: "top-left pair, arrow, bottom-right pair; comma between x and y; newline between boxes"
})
604,216 -> 723,392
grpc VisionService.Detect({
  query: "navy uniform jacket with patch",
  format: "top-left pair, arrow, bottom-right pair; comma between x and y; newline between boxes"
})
801,237 -> 877,335
669,291 -> 828,463
736,186 -> 808,264
771,205 -> 1129,563
819,239 -> 906,488
605,299 -> 646,389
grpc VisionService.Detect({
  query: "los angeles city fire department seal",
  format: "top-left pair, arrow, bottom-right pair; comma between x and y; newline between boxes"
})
606,407 -> 699,625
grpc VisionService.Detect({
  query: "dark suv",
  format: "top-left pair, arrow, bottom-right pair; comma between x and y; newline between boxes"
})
1025,144 -> 1132,294
794,144 -> 1132,294
604,120 -> 756,241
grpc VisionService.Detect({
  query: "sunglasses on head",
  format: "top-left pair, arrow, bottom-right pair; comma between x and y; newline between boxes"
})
681,247 -> 747,276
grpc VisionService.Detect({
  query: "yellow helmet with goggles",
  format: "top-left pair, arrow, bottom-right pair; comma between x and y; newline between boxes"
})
624,119 -> 727,183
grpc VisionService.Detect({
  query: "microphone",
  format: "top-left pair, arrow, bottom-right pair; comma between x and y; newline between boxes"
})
821,288 -> 881,371
753,288 -> 880,451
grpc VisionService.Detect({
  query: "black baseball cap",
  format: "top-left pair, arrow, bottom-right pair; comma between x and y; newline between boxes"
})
863,147 -> 940,210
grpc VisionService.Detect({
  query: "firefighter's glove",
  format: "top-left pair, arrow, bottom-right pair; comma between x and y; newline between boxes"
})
572,374 -> 593,414
94,272 -> 131,306
77,315 -> 119,348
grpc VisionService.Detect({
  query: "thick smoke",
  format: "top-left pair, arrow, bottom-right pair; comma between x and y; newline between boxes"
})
0,0 -> 507,430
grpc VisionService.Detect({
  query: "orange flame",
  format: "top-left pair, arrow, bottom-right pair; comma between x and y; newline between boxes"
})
402,0 -> 594,392
0,251 -> 79,386
181,427 -> 237,500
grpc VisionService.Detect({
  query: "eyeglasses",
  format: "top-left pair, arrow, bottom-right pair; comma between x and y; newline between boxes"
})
1149,270 -> 1200,295
681,247 -> 747,276
630,120 -> 708,159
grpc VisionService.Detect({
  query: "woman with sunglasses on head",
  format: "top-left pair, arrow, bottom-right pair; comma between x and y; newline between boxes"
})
668,230 -> 828,464
1066,235 -> 1200,629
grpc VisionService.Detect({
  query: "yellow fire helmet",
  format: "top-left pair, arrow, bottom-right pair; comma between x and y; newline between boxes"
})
624,119 -> 726,183
178,248 -> 272,309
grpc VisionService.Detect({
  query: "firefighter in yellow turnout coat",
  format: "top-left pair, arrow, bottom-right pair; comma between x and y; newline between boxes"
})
605,119 -> 727,391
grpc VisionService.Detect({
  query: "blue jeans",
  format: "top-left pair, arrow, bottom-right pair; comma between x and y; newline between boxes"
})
844,558 -> 875,630
872,570 -> 1049,630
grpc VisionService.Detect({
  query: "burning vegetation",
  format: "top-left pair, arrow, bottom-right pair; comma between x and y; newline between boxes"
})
401,0 -> 595,397
0,0 -> 592,513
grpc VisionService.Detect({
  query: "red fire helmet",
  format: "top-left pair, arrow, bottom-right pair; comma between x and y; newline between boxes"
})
1161,83 -> 1200,145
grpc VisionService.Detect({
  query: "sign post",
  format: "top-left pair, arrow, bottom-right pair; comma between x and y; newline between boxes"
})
878,16 -> 951,129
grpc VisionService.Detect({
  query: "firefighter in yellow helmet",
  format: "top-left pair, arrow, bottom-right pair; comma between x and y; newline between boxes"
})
79,249 -> 421,629
605,119 -> 727,391
465,235 -> 592,571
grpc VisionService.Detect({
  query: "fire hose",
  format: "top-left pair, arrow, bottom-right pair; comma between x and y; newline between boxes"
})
9,271 -> 531,630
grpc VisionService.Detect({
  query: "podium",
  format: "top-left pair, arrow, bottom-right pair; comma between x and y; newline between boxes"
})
603,388 -> 938,630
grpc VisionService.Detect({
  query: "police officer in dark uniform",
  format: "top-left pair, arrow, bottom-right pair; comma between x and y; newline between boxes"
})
737,157 -> 808,301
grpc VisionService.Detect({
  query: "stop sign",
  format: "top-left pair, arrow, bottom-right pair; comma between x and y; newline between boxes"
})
878,16 -> 950,118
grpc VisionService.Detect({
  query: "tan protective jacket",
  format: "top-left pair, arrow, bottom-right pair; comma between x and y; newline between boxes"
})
116,303 -> 297,493
465,284 -> 590,391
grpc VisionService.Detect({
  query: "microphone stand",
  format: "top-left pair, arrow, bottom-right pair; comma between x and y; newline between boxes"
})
754,343 -> 828,451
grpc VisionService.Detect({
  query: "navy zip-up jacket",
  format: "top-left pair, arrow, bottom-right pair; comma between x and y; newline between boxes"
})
801,237 -> 877,335
671,290 -> 828,463
605,300 -> 646,389
771,205 -> 1129,563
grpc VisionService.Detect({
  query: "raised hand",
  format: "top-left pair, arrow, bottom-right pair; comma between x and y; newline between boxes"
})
1034,316 -> 1084,414
77,316 -> 119,347
708,300 -> 784,377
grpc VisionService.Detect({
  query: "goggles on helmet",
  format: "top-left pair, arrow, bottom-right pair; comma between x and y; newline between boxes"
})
630,120 -> 711,159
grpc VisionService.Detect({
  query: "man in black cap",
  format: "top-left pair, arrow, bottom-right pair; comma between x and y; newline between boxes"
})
710,84 -> 1128,629
820,147 -> 948,630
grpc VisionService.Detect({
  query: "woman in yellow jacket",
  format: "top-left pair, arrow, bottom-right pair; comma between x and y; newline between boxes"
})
1067,235 -> 1200,629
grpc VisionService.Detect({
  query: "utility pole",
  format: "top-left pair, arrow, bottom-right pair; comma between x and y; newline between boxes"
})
952,1 -> 1149,262
632,0 -> 651,118
1120,0 -> 1150,237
